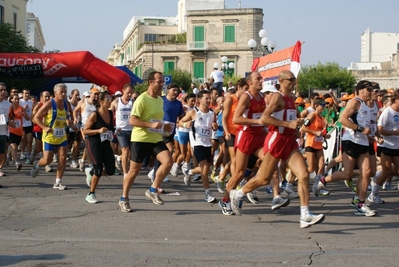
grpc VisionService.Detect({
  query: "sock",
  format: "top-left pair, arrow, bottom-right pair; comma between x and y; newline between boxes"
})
300,206 -> 309,218
55,178 -> 61,184
222,196 -> 229,202
371,184 -> 380,195
358,200 -> 365,207
150,187 -> 157,193
320,177 -> 326,185
236,189 -> 245,199
205,189 -> 210,194
120,196 -> 127,201
89,191 -> 95,195
244,169 -> 252,178
35,162 -> 39,168
188,169 -> 193,175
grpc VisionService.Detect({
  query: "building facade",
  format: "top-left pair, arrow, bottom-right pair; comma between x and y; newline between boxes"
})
107,5 -> 264,85
0,0 -> 29,33
26,12 -> 45,51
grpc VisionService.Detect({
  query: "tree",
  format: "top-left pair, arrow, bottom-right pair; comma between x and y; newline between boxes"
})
0,23 -> 46,94
169,69 -> 193,92
297,62 -> 356,93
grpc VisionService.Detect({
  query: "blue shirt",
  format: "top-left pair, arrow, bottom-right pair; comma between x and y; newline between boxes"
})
162,96 -> 184,135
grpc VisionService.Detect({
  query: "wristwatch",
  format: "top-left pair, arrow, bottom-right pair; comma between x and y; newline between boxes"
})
356,125 -> 364,132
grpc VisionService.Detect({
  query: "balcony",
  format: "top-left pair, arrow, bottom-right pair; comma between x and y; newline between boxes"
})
187,41 -> 208,51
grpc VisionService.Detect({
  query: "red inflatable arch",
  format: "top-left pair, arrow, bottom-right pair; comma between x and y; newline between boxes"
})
0,51 -> 131,94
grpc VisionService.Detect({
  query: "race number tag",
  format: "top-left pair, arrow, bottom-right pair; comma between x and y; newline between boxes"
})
195,126 -> 211,137
121,112 -> 129,121
14,120 -> 21,128
148,119 -> 164,134
0,114 -> 6,125
100,130 -> 113,142
315,136 -> 324,142
251,112 -> 263,126
53,128 -> 65,138
286,110 -> 297,122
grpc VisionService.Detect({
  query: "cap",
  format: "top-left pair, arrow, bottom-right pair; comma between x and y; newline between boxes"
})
83,91 -> 90,97
90,87 -> 100,93
325,98 -> 334,104
295,97 -> 304,104
341,94 -> 354,101
356,80 -> 372,90
114,91 -> 122,96
261,85 -> 278,94
314,98 -> 326,106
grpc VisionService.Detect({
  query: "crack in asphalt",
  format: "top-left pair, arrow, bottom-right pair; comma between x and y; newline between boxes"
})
308,241 -> 325,265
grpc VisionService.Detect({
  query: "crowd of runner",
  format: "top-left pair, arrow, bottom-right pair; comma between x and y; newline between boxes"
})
0,69 -> 398,228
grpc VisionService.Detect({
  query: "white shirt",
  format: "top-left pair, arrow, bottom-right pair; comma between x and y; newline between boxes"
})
19,99 -> 33,127
210,69 -> 224,83
0,98 -> 11,136
378,106 -> 399,149
115,97 -> 133,131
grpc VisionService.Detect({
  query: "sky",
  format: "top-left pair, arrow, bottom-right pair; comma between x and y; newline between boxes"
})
28,0 -> 399,93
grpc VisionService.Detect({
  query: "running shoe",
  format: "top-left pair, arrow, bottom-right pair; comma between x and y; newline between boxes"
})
216,176 -> 225,194
312,175 -> 325,197
53,154 -> 58,163
163,175 -> 170,182
247,190 -> 259,204
15,163 -> 22,171
344,178 -> 353,188
78,159 -> 85,172
218,200 -> 233,215
31,164 -> 39,178
147,168 -> 155,182
53,183 -> 66,190
183,170 -> 192,186
355,203 -> 376,216
367,193 -> 385,204
193,174 -> 201,181
382,182 -> 397,190
205,191 -> 216,203
271,196 -> 290,210
280,187 -> 299,198
85,193 -> 98,204
119,199 -> 132,212
0,170 -> 6,177
145,189 -> 164,205
170,162 -> 179,177
350,197 -> 360,207
319,189 -> 330,196
70,160 -> 78,169
229,189 -> 243,216
300,213 -> 325,228
85,168 -> 93,187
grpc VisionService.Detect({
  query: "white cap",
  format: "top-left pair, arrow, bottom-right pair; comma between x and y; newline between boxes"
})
114,91 -> 122,96
83,91 -> 90,97
261,85 -> 278,94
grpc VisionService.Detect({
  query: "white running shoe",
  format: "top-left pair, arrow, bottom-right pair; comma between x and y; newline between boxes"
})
170,163 -> 179,177
271,196 -> 290,210
85,168 -> 93,187
147,168 -> 155,182
300,213 -> 325,228
367,193 -> 385,204
70,160 -> 78,169
205,191 -> 216,203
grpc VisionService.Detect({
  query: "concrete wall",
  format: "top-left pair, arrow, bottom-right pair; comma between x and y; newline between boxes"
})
351,69 -> 399,89
0,0 -> 28,34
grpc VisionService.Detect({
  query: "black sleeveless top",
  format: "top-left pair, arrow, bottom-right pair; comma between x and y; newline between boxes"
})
86,110 -> 115,142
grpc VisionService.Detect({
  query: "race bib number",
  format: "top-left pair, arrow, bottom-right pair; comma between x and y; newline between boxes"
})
196,126 -> 211,137
53,128 -> 65,138
121,112 -> 129,121
286,110 -> 297,122
251,112 -> 263,126
14,120 -> 21,128
315,136 -> 324,142
100,130 -> 113,142
148,119 -> 164,134
0,114 -> 6,125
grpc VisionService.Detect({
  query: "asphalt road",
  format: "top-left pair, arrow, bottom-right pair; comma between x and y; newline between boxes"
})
1,161 -> 399,267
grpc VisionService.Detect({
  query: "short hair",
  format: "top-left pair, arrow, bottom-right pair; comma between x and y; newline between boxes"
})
184,93 -> 197,102
40,91 -> 50,97
167,83 -> 179,90
355,80 -> 372,94
123,83 -> 134,90
147,71 -> 163,83
99,90 -> 111,101
210,87 -> 219,94
70,89 -> 79,97
236,78 -> 247,88
22,88 -> 30,93
197,90 -> 210,99
54,83 -> 67,92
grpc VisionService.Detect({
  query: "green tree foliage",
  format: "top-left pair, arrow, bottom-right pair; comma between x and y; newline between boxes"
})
169,69 -> 192,92
297,62 -> 356,93
223,75 -> 242,88
0,23 -> 46,94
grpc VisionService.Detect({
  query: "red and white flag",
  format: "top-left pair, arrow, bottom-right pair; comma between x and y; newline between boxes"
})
290,41 -> 302,77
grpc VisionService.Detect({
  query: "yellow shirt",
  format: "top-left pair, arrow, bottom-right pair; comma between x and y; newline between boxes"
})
130,92 -> 164,143
42,99 -> 67,145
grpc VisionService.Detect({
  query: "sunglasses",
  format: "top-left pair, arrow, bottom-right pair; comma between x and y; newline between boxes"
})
284,77 -> 297,82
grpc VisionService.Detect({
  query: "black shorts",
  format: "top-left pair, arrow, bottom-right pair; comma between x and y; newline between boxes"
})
369,144 -> 375,156
193,146 -> 212,163
377,146 -> 399,157
342,140 -> 369,159
225,134 -> 236,148
247,154 -> 258,169
23,126 -> 33,134
85,138 -> 115,177
0,135 -> 7,154
162,134 -> 175,145
130,141 -> 168,163
305,146 -> 322,153
9,133 -> 22,146
68,131 -> 81,143
34,132 -> 42,140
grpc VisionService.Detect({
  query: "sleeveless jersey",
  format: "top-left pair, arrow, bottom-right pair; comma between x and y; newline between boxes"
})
269,92 -> 297,136
342,97 -> 370,146
19,99 -> 33,127
42,99 -> 68,145
305,112 -> 326,150
81,99 -> 97,126
240,91 -> 266,135
226,94 -> 239,136
86,110 -> 115,143
189,107 -> 214,147
368,101 -> 379,136
33,102 -> 43,133
179,105 -> 193,133
115,97 -> 133,131
8,105 -> 24,136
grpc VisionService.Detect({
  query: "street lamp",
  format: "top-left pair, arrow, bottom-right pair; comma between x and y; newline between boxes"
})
220,56 -> 235,77
247,29 -> 277,56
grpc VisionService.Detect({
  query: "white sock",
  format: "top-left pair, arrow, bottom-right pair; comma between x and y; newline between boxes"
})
372,184 -> 380,195
236,189 -> 245,199
55,178 -> 61,184
300,206 -> 309,218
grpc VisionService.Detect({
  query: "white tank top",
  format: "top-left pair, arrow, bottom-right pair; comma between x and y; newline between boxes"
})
179,105 -> 193,133
368,101 -> 379,135
81,99 -> 97,126
115,97 -> 133,131
189,107 -> 214,147
69,101 -> 78,131
342,97 -> 370,146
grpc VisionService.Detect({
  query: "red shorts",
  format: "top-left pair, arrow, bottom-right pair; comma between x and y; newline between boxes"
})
264,131 -> 298,161
235,130 -> 265,155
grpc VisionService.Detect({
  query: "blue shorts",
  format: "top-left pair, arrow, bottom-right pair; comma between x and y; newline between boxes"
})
43,140 -> 68,151
116,130 -> 131,148
178,131 -> 190,145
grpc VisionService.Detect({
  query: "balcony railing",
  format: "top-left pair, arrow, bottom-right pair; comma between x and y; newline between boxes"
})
187,41 -> 208,51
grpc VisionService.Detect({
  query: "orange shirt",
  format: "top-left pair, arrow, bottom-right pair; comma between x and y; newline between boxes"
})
226,94 -> 239,136
305,112 -> 325,150
9,105 -> 24,136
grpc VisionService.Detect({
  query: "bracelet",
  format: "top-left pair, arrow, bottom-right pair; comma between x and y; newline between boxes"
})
183,122 -> 187,128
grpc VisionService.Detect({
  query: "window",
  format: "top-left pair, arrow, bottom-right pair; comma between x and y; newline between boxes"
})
163,61 -> 175,75
144,34 -> 157,42
224,25 -> 235,43
397,42 -> 399,51
193,26 -> 204,48
193,62 -> 205,81
0,5 -> 4,24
